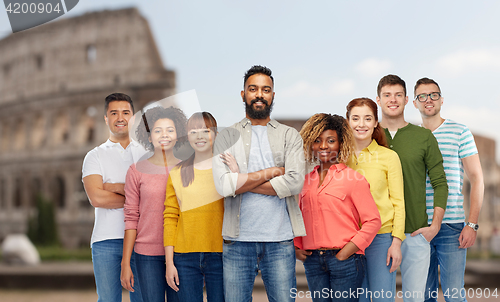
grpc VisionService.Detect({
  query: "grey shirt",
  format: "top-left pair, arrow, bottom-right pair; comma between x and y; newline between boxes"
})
212,118 -> 307,239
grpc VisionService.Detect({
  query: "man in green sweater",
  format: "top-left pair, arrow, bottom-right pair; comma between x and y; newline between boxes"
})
376,74 -> 448,302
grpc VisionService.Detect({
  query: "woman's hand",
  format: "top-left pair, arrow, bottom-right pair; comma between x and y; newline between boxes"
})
295,247 -> 312,262
120,264 -> 135,292
165,262 -> 180,292
387,237 -> 402,273
220,152 -> 239,173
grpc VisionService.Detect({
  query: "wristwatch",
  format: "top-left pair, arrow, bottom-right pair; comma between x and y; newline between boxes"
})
466,222 -> 479,231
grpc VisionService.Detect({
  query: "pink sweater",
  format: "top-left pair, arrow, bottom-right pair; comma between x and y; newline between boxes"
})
124,160 -> 172,256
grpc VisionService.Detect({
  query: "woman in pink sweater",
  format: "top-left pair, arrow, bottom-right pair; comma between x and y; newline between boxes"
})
121,106 -> 186,302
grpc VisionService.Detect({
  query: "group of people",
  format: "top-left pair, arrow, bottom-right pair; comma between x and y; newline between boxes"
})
82,65 -> 484,302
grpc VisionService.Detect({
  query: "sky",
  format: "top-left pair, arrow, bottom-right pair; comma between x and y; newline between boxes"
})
1,0 -> 500,160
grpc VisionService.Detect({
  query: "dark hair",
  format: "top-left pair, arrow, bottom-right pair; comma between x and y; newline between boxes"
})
299,113 -> 354,164
377,74 -> 406,97
243,65 -> 274,87
346,98 -> 388,148
414,77 -> 441,96
178,112 -> 218,187
135,106 -> 187,152
105,93 -> 134,115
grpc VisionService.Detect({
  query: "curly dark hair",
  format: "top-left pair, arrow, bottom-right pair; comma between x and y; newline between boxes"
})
299,113 -> 354,164
136,106 -> 187,152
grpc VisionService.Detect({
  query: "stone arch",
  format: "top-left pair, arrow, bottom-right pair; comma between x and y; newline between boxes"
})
13,117 -> 26,151
31,114 -> 46,149
76,108 -> 96,146
52,111 -> 70,146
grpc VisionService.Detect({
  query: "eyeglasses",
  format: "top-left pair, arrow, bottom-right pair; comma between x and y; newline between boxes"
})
415,92 -> 441,102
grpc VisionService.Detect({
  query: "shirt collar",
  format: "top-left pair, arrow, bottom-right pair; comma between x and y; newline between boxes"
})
365,139 -> 379,155
103,138 -> 139,149
239,117 -> 278,129
313,162 -> 347,173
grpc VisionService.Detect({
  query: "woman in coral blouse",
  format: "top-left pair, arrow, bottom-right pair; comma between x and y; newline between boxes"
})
294,113 -> 381,302
164,112 -> 225,302
346,98 -> 405,302
121,106 -> 187,302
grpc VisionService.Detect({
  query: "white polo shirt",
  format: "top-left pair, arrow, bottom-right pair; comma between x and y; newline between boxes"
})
82,139 -> 150,246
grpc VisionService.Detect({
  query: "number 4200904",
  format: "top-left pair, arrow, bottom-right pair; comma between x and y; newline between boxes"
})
6,2 -> 62,14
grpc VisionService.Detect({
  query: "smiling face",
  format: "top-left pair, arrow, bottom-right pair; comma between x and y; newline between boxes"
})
241,73 -> 275,120
376,84 -> 408,119
312,129 -> 340,167
188,127 -> 215,154
104,101 -> 133,138
149,118 -> 177,151
413,83 -> 443,118
348,105 -> 377,144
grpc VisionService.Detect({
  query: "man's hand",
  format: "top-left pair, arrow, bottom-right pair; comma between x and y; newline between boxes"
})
103,183 -> 125,196
387,237 -> 402,273
459,225 -> 477,249
295,247 -> 311,262
411,225 -> 439,242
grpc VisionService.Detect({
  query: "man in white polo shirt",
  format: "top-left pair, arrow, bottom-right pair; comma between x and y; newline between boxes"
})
82,93 -> 148,302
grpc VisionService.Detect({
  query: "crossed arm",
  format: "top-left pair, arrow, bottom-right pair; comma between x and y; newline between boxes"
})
82,174 -> 125,209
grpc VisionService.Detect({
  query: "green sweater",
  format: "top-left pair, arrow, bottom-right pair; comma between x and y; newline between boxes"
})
384,123 -> 448,233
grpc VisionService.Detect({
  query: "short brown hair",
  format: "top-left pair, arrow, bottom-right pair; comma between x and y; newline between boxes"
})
377,74 -> 406,97
414,77 -> 441,96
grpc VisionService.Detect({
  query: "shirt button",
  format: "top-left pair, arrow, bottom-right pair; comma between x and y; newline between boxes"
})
390,145 -> 393,148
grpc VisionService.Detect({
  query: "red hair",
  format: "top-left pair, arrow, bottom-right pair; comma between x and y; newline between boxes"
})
346,98 -> 388,148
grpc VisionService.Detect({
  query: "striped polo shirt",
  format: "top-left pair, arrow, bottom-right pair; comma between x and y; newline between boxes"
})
425,119 -> 478,224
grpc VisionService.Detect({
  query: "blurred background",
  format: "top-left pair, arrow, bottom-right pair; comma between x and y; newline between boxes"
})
0,1 -> 499,301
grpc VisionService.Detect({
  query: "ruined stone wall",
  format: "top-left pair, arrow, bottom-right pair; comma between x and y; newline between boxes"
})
0,8 -> 176,248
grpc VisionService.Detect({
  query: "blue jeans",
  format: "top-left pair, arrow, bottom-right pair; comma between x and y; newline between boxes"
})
135,253 -> 178,302
424,223 -> 467,302
303,250 -> 365,302
173,252 -> 224,302
360,233 -> 396,302
400,233 -> 430,302
223,240 -> 296,302
91,239 -> 143,302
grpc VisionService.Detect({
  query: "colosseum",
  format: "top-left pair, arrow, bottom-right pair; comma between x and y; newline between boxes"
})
0,8 -> 176,248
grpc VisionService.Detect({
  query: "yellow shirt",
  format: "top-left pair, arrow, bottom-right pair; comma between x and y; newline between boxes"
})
347,139 -> 406,241
163,166 -> 224,252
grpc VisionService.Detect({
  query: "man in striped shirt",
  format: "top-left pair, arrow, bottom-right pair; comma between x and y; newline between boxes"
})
414,78 -> 484,302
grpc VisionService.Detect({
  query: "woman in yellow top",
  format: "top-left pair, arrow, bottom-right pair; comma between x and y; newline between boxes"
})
346,98 -> 405,302
163,112 -> 225,302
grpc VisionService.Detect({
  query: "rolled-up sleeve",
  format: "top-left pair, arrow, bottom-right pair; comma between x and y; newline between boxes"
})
212,128 -> 240,198
269,128 -> 305,199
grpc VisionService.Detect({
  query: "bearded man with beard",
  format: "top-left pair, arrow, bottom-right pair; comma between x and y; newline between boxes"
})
212,65 -> 306,302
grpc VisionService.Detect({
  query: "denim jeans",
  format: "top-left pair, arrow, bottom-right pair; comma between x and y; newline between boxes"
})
223,240 -> 296,302
91,239 -> 143,302
424,223 -> 467,302
135,253 -> 178,302
400,233 -> 430,302
303,250 -> 365,302
173,252 -> 224,302
360,233 -> 396,302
